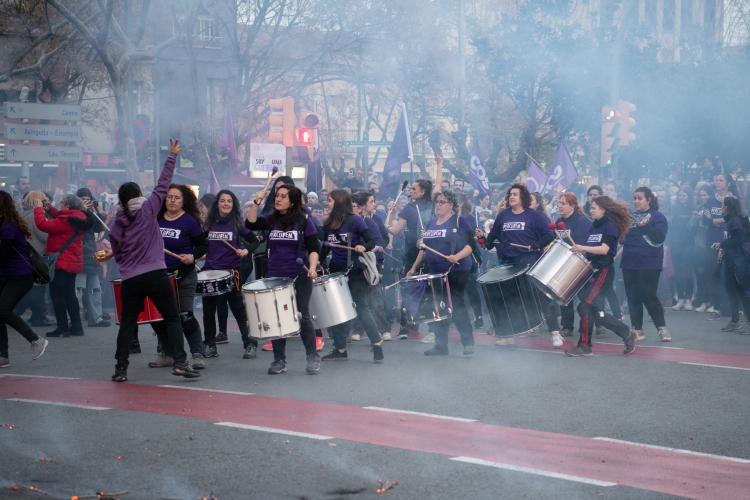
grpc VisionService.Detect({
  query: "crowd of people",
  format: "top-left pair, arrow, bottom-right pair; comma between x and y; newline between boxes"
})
2,151 -> 749,377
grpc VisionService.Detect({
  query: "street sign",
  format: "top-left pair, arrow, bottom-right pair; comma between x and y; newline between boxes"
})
83,154 -> 109,167
4,145 -> 83,162
249,143 -> 286,174
3,102 -> 82,120
4,123 -> 82,141
338,140 -> 392,147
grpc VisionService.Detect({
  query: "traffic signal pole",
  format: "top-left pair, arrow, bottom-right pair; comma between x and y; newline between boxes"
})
609,0 -> 637,182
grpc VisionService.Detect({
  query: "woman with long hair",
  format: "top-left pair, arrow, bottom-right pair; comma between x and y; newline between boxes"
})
567,196 -> 636,356
583,185 -> 603,217
0,191 -> 49,367
148,184 -> 209,370
670,185 -> 696,311
103,139 -> 199,381
246,184 -> 321,373
261,175 -> 294,215
530,192 -> 549,221
14,191 -> 52,327
621,187 -> 670,342
321,189 -> 384,362
202,189 -> 257,359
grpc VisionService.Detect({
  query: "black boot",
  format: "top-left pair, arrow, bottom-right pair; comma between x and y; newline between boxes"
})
111,365 -> 127,382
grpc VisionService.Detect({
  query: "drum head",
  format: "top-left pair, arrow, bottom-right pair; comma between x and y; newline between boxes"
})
198,270 -> 231,280
242,277 -> 293,292
401,273 -> 445,283
478,263 -> 528,283
313,272 -> 346,285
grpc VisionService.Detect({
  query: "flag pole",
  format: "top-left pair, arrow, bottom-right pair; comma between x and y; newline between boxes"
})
402,103 -> 414,184
525,152 -> 547,174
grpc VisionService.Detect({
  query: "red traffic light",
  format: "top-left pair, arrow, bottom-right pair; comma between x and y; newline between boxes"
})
295,128 -> 315,146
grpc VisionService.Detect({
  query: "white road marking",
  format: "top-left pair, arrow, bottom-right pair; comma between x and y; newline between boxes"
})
215,422 -> 333,440
592,438 -> 750,463
513,348 -> 564,354
0,374 -> 80,379
594,342 -> 684,350
158,385 -> 255,395
450,456 -> 617,486
678,362 -> 750,371
6,398 -> 110,410
363,406 -> 477,422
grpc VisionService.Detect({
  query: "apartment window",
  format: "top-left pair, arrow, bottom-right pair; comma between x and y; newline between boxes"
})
663,0 -> 676,33
704,0 -> 716,37
681,0 -> 693,31
644,0 -> 657,32
198,18 -> 216,39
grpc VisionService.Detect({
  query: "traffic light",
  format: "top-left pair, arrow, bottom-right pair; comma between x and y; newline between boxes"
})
618,100 -> 636,146
299,111 -> 320,129
295,110 -> 319,162
296,128 -> 315,147
268,97 -> 295,147
600,105 -> 621,167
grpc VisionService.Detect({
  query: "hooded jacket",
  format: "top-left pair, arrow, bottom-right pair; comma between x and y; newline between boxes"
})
34,205 -> 94,274
108,153 -> 176,281
20,206 -> 48,254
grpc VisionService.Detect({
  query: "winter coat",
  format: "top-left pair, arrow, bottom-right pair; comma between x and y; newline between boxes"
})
34,206 -> 93,274
20,206 -> 48,254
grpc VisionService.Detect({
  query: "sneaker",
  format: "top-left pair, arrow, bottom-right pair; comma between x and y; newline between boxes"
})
371,344 -> 384,363
420,332 -> 435,343
595,324 -> 607,335
694,303 -> 708,313
46,328 -> 70,338
350,333 -> 361,341
262,341 -> 273,351
740,325 -> 750,335
707,312 -> 722,321
192,353 -> 206,370
243,345 -> 257,359
551,332 -> 564,347
684,301 -> 694,311
559,328 -> 574,337
397,328 -> 409,339
495,337 -> 515,346
623,330 -> 636,354
474,316 -> 483,328
463,345 -> 475,356
148,353 -> 174,368
0,357 -> 9,368
706,306 -> 716,313
658,327 -> 671,342
172,361 -> 201,378
322,349 -> 348,361
565,345 -> 593,357
268,359 -> 287,374
722,321 -> 743,332
89,320 -> 111,327
672,299 -> 685,311
31,339 -> 48,360
204,346 -> 218,358
215,332 -> 229,344
382,332 -> 392,341
315,337 -> 325,351
633,329 -> 645,341
306,354 -> 321,374
111,366 -> 127,382
129,340 -> 141,354
424,346 -> 448,356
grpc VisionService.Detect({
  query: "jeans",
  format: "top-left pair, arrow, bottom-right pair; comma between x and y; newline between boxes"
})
272,275 -> 317,360
115,269 -> 186,368
672,244 -> 694,300
76,272 -> 103,325
0,273 -> 40,357
330,265 -> 382,350
434,270 -> 474,350
49,270 -> 82,332
576,268 -> 629,348
463,271 -> 483,320
623,268 -> 666,330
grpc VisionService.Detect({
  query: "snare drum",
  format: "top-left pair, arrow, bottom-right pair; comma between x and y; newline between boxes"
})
527,240 -> 593,305
477,264 -> 543,335
309,273 -> 357,329
196,270 -> 234,296
111,274 -> 178,324
242,278 -> 300,341
399,273 -> 452,324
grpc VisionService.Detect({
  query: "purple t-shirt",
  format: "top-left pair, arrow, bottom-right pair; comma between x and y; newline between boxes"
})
326,216 -> 369,265
490,208 -> 553,263
556,213 -> 592,247
422,216 -> 473,273
361,215 -> 384,263
264,214 -> 318,278
205,219 -> 251,271
586,219 -> 619,268
0,222 -> 33,276
621,209 -> 668,270
159,214 -> 204,272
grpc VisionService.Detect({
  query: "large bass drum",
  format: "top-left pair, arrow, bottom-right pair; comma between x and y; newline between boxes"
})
477,263 -> 543,336
526,240 -> 593,305
399,273 -> 452,324
309,273 -> 357,329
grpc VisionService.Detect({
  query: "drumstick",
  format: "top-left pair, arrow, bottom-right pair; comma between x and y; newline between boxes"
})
384,281 -> 401,290
92,211 -> 110,232
549,223 -> 562,241
509,242 -> 532,251
220,239 -> 237,251
163,248 -> 181,259
324,241 -> 359,252
418,243 -> 451,261
557,222 -> 574,245
262,166 -> 280,192
295,257 -> 311,273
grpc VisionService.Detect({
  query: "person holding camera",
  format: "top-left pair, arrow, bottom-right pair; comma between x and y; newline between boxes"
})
75,188 -> 110,328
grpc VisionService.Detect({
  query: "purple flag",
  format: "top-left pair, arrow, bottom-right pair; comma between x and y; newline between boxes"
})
469,135 -> 491,196
380,104 -> 413,198
525,160 -> 547,193
220,106 -> 238,173
542,143 -> 578,195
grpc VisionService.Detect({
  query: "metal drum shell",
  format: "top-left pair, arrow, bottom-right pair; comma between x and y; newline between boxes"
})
527,240 -> 593,305
111,274 -> 178,325
400,273 -> 452,324
242,278 -> 301,341
477,264 -> 543,336
196,270 -> 235,296
309,273 -> 357,329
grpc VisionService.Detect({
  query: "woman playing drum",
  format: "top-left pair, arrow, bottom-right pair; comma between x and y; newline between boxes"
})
320,189 -> 384,363
149,184 -> 208,370
407,190 -> 475,356
478,183 -> 557,346
202,189 -> 257,359
246,184 -> 321,374
104,139 -> 199,382
567,197 -> 636,356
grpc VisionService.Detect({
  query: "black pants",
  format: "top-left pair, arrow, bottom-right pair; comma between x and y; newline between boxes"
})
604,280 -> 622,318
400,252 -> 418,327
216,294 -> 229,334
14,285 -> 48,322
623,268 -> 665,330
672,245 -> 694,300
272,276 -> 317,360
330,265 -> 382,350
202,289 -> 255,349
538,291 -> 560,332
0,273 -> 40,358
463,271 -> 482,320
696,248 -> 722,308
353,264 -> 390,335
115,270 -> 186,368
434,271 -> 474,349
561,300 -> 575,330
576,268 -> 630,348
49,270 -> 82,332
724,265 -> 750,323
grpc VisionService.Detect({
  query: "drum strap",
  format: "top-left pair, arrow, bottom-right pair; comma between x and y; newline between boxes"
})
295,214 -> 306,274
450,215 -> 458,256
